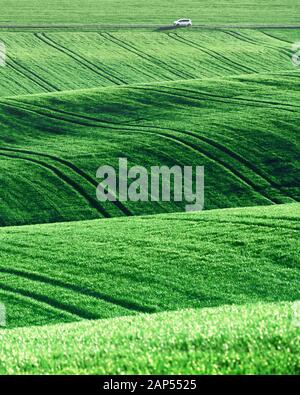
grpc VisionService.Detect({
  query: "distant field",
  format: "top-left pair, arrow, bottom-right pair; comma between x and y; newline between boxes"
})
0,1 -> 299,25
0,302 -> 299,374
0,203 -> 299,329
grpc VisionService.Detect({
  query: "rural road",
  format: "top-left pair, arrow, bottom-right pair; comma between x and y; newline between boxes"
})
0,23 -> 300,31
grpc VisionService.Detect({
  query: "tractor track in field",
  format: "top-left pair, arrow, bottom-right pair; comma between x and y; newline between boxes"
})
260,31 -> 293,45
0,282 -> 100,320
2,98 -> 295,199
171,32 -> 259,73
0,148 -> 133,217
35,32 -> 127,85
2,98 -> 151,127
0,287 -> 82,321
0,37 -> 59,91
224,30 -> 291,57
168,32 -> 257,74
1,99 -> 296,204
167,33 -> 234,74
129,85 -> 299,113
160,217 -> 300,231
224,30 -> 259,46
0,267 -> 156,314
167,85 -> 299,110
98,32 -> 175,80
99,32 -> 194,80
233,29 -> 291,52
0,151 -> 112,218
0,101 -> 133,217
225,30 -> 264,47
0,246 -> 210,305
4,55 -> 58,92
0,100 -> 290,205
2,73 -> 33,95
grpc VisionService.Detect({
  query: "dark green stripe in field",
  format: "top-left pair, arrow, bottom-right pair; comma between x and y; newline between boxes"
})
0,203 -> 299,329
0,73 -> 299,226
0,29 -> 297,96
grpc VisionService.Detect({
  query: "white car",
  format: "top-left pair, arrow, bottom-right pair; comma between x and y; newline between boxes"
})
173,19 -> 192,27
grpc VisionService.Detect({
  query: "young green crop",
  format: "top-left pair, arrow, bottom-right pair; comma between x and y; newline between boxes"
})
0,0 -> 299,25
0,203 -> 299,328
0,302 -> 299,374
0,72 -> 299,226
0,14 -> 299,376
0,29 -> 296,97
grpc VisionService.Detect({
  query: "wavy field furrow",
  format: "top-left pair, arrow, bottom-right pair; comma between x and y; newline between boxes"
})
0,97 -> 285,204
0,267 -> 154,315
0,203 -> 299,329
6,60 -> 55,94
100,32 -> 194,80
0,17 -> 299,375
0,152 -> 112,219
0,282 -> 100,320
0,29 -> 296,97
168,32 -> 256,74
225,30 -> 291,59
10,79 -> 300,119
0,72 -> 299,225
35,32 -> 126,85
129,84 -> 298,113
0,146 -> 133,217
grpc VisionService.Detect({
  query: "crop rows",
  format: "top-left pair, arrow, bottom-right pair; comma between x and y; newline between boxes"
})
0,29 -> 296,96
0,203 -> 299,329
0,71 -> 299,226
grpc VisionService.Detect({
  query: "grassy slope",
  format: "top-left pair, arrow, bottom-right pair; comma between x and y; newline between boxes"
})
0,30 -> 298,226
0,71 -> 299,226
0,21 -> 299,374
0,29 -> 296,97
0,203 -> 299,329
0,1 -> 299,25
0,302 -> 299,374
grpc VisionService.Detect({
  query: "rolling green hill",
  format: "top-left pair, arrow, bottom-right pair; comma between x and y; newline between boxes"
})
0,7 -> 299,375
0,29 -> 297,97
0,203 -> 299,329
0,0 -> 299,25
0,302 -> 299,374
0,72 -> 299,226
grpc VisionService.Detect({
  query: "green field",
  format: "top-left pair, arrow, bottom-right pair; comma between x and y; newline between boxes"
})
0,203 -> 299,329
0,29 -> 298,97
0,1 -> 299,25
0,71 -> 299,225
0,29 -> 299,226
0,302 -> 299,374
0,3 -> 299,375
